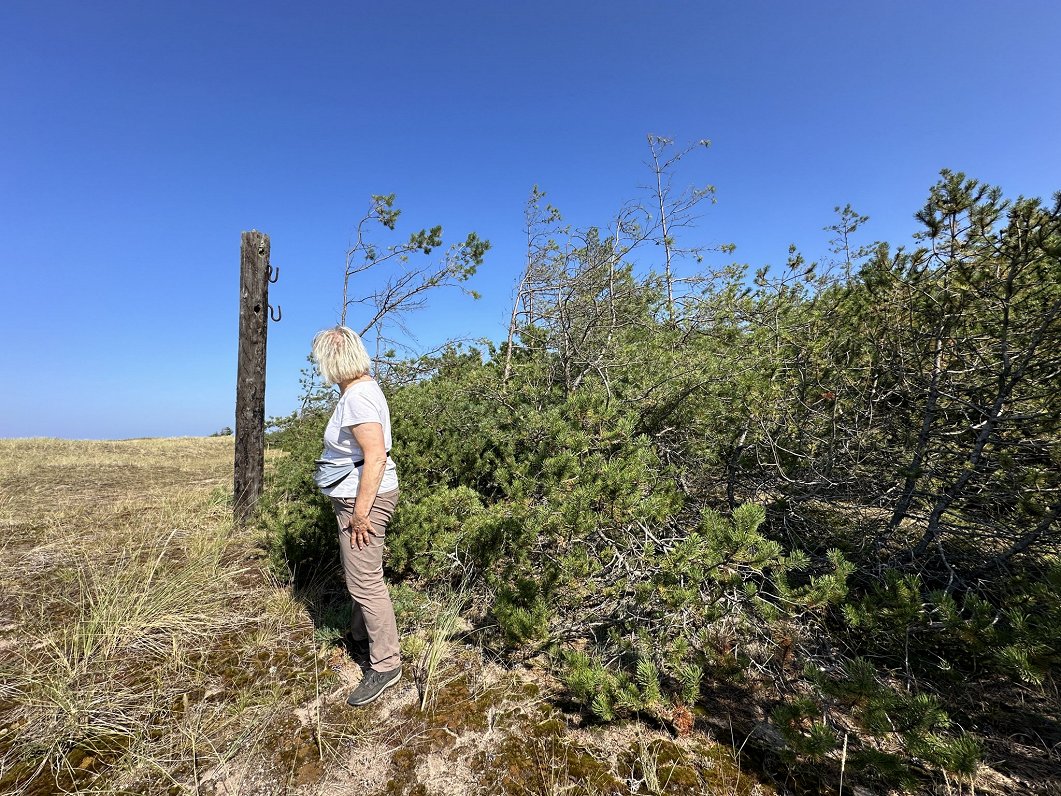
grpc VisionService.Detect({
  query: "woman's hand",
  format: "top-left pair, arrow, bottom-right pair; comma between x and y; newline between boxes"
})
348,512 -> 375,550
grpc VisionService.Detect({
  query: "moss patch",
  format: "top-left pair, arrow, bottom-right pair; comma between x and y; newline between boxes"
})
474,703 -> 625,796
619,738 -> 766,795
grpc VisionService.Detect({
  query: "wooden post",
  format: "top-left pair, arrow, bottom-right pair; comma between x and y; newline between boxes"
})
234,230 -> 270,525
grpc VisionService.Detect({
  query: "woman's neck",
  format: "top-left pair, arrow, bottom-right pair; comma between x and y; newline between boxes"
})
338,374 -> 372,393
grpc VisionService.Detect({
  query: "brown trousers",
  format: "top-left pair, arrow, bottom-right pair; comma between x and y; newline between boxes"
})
330,488 -> 401,672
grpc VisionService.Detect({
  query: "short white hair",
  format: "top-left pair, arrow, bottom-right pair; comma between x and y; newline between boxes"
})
311,326 -> 371,384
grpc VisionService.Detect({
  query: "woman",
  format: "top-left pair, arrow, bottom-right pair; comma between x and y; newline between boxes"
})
311,325 -> 402,707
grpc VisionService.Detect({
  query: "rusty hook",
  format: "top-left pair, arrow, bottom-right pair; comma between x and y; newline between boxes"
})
269,304 -> 282,322
267,265 -> 280,283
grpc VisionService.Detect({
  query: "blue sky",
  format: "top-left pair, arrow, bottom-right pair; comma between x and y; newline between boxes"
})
2,1 -> 1059,439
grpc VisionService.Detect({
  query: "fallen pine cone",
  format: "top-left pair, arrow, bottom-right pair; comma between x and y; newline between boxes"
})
669,704 -> 694,737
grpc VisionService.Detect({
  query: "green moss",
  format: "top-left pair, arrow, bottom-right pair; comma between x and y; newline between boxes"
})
383,673 -> 515,794
621,739 -> 699,792
472,703 -> 625,796
617,739 -> 772,796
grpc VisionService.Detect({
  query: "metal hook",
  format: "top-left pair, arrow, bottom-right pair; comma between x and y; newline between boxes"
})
267,265 -> 280,283
269,304 -> 282,322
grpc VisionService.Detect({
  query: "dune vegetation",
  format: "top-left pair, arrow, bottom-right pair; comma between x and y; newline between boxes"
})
0,437 -> 767,795
263,163 -> 1060,794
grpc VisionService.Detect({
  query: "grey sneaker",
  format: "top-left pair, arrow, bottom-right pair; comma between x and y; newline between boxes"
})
346,666 -> 401,707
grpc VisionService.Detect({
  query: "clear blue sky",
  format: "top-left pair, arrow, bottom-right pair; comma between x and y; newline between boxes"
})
2,1 -> 1059,439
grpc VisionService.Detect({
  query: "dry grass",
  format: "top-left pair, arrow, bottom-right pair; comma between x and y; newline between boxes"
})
0,437 -> 337,795
417,586 -> 467,711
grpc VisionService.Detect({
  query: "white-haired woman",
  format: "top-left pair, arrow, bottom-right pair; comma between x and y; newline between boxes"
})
311,326 -> 402,707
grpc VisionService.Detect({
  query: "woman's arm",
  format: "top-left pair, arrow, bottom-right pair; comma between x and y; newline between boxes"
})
346,421 -> 388,550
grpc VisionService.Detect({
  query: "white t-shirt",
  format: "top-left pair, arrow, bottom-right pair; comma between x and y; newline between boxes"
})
320,379 -> 399,498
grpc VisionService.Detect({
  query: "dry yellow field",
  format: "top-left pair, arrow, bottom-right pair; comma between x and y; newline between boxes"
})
0,437 -> 346,794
